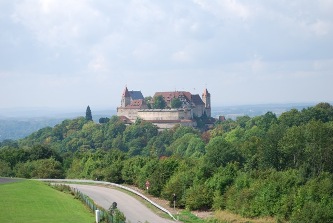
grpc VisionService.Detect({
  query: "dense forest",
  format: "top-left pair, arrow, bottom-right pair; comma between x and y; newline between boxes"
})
1,103 -> 333,222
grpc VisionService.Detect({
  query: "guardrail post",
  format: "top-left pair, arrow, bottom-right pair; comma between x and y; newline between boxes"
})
95,209 -> 100,223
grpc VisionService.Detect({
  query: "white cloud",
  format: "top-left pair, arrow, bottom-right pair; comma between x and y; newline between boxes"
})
1,0 -> 333,109
132,43 -> 157,60
193,0 -> 252,20
250,55 -> 265,73
11,0 -> 107,47
172,50 -> 191,63
309,20 -> 331,36
88,55 -> 108,72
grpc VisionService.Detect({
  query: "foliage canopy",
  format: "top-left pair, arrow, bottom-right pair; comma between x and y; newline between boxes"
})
1,103 -> 333,222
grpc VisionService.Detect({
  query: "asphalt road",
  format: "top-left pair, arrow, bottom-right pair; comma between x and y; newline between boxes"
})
70,184 -> 175,223
0,177 -> 21,184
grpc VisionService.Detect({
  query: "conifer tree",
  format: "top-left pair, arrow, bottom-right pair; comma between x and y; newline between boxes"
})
85,105 -> 93,121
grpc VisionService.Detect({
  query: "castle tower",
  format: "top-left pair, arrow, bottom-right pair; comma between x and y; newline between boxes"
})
121,86 -> 131,107
202,88 -> 211,117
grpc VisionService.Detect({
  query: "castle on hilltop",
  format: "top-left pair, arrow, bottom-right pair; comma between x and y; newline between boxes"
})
117,86 -> 213,129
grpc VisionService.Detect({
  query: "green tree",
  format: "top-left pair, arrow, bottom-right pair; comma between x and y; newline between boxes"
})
99,117 -> 110,124
14,158 -> 64,179
144,96 -> 152,109
254,111 -> 278,131
121,156 -> 148,185
279,125 -> 305,169
147,157 -> 179,196
28,145 -> 62,162
172,125 -> 199,140
143,129 -> 174,157
258,124 -> 285,170
185,183 -> 213,210
206,163 -> 239,194
122,119 -> 158,152
292,173 -> 333,222
278,108 -> 302,127
300,103 -> 333,124
31,158 -> 64,178
204,136 -> 241,174
161,165 -> 195,208
304,120 -> 333,175
0,160 -> 12,176
105,116 -> 126,139
236,116 -> 251,128
171,98 -> 182,108
85,105 -> 93,121
153,95 -> 166,109
168,133 -> 197,157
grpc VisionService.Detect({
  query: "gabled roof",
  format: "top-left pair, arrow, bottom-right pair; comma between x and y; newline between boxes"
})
191,94 -> 205,105
154,91 -> 192,103
129,91 -> 144,100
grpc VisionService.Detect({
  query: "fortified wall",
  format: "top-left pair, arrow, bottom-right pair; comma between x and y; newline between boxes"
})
137,108 -> 193,121
117,108 -> 141,120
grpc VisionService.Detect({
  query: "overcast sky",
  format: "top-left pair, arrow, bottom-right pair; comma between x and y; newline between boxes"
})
1,0 -> 333,111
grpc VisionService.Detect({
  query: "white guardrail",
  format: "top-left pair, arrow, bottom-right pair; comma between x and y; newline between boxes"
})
38,179 -> 177,221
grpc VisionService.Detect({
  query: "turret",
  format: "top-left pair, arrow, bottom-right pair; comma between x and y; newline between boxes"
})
202,88 -> 211,117
121,86 -> 131,107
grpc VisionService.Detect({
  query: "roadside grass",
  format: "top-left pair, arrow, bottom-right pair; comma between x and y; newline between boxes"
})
0,180 -> 95,223
176,210 -> 277,223
213,210 -> 276,223
176,210 -> 205,223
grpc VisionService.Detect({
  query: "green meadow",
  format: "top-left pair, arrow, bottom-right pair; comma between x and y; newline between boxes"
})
0,180 -> 94,223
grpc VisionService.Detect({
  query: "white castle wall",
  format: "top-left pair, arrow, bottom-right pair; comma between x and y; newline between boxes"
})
137,109 -> 193,121
117,108 -> 141,120
153,120 -> 197,130
192,104 -> 205,117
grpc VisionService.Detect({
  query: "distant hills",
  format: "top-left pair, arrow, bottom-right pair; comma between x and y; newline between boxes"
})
212,102 -> 318,119
0,103 -> 319,141
0,108 -> 116,141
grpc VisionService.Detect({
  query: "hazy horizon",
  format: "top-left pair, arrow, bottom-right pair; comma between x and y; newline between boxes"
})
1,101 -> 326,119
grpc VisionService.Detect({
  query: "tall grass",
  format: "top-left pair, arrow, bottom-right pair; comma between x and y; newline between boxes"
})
0,180 -> 94,223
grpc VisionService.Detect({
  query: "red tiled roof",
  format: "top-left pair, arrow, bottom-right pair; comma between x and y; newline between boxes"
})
119,116 -> 132,124
125,99 -> 147,108
153,91 -> 192,103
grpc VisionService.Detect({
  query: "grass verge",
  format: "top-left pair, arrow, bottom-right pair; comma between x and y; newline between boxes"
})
176,210 -> 205,223
212,210 -> 276,223
0,180 -> 95,223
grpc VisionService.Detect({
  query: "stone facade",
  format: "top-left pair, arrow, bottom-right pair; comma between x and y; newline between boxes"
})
138,108 -> 192,120
117,87 -> 211,129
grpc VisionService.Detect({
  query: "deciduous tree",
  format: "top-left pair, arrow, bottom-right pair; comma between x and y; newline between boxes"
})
153,95 -> 166,109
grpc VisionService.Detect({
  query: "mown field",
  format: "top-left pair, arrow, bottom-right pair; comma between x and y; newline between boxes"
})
0,179 -> 94,223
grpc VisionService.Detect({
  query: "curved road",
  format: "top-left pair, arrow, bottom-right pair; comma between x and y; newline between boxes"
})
71,184 -> 174,223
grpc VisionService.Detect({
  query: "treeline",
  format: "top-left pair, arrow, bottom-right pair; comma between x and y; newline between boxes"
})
1,103 -> 333,222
